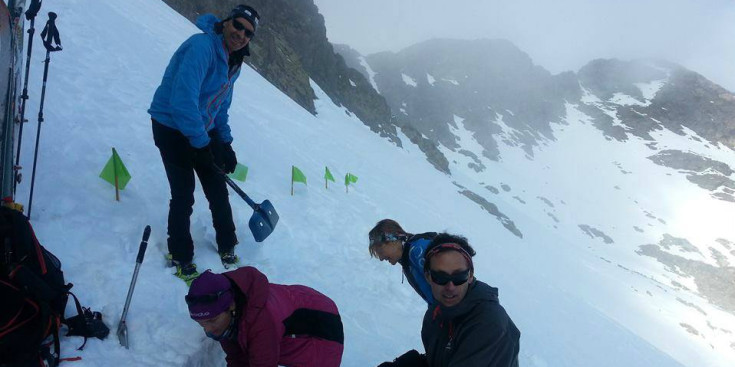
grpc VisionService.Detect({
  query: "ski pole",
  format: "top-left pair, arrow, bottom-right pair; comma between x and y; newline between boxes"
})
27,11 -> 61,219
13,0 -> 43,194
117,225 -> 151,349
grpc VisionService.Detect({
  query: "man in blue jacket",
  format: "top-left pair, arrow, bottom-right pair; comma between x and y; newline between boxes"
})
149,5 -> 260,284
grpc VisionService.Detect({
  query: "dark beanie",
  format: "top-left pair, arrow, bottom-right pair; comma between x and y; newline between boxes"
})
230,4 -> 260,30
186,271 -> 234,321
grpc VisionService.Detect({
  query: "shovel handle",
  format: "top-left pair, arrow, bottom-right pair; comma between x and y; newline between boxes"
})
213,163 -> 257,209
136,226 -> 151,264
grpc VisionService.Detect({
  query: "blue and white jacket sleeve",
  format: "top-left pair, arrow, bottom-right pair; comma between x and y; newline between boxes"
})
169,38 -> 213,148
409,245 -> 435,304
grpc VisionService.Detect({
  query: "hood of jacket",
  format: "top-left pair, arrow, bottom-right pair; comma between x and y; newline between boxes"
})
224,266 -> 270,325
196,14 -> 220,36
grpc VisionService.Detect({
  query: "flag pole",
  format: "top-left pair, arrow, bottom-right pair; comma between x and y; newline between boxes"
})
113,148 -> 120,201
291,166 -> 294,196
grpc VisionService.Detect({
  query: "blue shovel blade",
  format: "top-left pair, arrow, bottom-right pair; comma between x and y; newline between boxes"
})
248,200 -> 279,242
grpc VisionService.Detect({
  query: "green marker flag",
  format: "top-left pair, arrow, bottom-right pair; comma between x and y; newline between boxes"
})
291,165 -> 307,195
99,147 -> 131,201
344,173 -> 358,193
228,163 -> 248,182
324,166 -> 335,189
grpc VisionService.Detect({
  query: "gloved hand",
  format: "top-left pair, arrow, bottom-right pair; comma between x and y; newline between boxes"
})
194,144 -> 215,169
222,143 -> 237,174
377,350 -> 427,367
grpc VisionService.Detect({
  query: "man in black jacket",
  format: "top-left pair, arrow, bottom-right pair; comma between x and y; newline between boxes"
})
378,233 -> 520,367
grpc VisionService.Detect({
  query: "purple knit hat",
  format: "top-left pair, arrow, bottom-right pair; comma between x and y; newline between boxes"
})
186,270 -> 234,321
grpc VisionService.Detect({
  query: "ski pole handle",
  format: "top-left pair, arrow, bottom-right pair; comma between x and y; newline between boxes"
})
41,12 -> 62,52
25,0 -> 42,20
136,226 -> 151,264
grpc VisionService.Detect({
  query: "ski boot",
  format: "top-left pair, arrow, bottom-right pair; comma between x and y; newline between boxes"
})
219,250 -> 240,270
172,258 -> 199,286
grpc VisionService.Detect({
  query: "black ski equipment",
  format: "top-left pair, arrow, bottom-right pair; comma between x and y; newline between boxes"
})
27,11 -> 62,218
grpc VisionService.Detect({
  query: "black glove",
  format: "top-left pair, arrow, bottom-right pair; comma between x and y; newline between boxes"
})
194,144 -> 215,169
378,350 -> 427,367
222,143 -> 237,174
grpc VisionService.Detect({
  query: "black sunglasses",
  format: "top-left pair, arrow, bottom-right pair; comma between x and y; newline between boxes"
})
185,289 -> 229,306
232,19 -> 255,39
429,269 -> 471,286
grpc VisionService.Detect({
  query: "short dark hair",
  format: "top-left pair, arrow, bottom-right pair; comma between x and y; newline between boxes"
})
368,219 -> 407,258
424,233 -> 476,272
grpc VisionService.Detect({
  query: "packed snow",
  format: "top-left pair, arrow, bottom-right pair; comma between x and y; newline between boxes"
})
9,0 -> 735,366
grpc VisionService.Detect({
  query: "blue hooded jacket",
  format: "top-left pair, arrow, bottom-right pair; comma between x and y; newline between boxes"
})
400,232 -> 437,305
149,14 -> 240,148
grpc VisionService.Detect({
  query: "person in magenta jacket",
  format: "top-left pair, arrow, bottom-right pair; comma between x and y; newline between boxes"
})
186,268 -> 344,367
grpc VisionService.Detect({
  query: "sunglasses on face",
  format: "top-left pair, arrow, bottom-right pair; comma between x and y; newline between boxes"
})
232,19 -> 255,39
429,269 -> 471,286
185,289 -> 229,306
369,233 -> 401,246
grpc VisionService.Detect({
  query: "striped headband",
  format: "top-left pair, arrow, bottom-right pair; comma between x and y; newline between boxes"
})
425,243 -> 474,270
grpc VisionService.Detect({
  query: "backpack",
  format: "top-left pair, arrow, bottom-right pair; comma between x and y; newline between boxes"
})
0,206 -> 70,366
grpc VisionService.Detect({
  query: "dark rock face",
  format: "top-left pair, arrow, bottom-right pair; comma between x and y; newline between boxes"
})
160,0 -> 394,139
643,69 -> 735,148
647,150 -> 735,202
398,123 -> 450,174
333,44 -> 369,78
578,224 -> 614,244
456,188 -> 523,239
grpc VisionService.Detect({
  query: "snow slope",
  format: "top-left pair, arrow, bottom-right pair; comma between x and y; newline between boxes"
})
11,0 -> 733,366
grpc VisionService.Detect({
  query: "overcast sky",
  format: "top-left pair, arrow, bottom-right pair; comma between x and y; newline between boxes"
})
313,0 -> 735,92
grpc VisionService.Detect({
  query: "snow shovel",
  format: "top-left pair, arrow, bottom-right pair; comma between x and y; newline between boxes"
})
117,225 -> 151,349
214,164 -> 279,242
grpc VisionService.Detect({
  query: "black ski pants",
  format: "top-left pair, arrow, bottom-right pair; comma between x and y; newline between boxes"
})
152,120 -> 237,264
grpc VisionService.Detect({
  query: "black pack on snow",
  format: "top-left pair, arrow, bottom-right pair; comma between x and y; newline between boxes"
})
0,205 -> 70,366
64,292 -> 110,349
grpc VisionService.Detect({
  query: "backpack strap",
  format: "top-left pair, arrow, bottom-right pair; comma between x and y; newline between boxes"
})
27,224 -> 47,275
67,291 -> 84,321
64,291 -> 89,350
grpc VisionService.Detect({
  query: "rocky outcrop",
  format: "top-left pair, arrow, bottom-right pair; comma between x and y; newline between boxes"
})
577,59 -> 735,149
647,150 -> 735,202
637,236 -> 735,314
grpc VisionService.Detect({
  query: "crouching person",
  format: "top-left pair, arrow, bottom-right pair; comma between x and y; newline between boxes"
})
186,267 -> 344,367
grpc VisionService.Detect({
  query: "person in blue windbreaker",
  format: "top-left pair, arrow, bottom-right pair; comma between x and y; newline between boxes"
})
368,219 -> 437,305
149,5 -> 260,284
